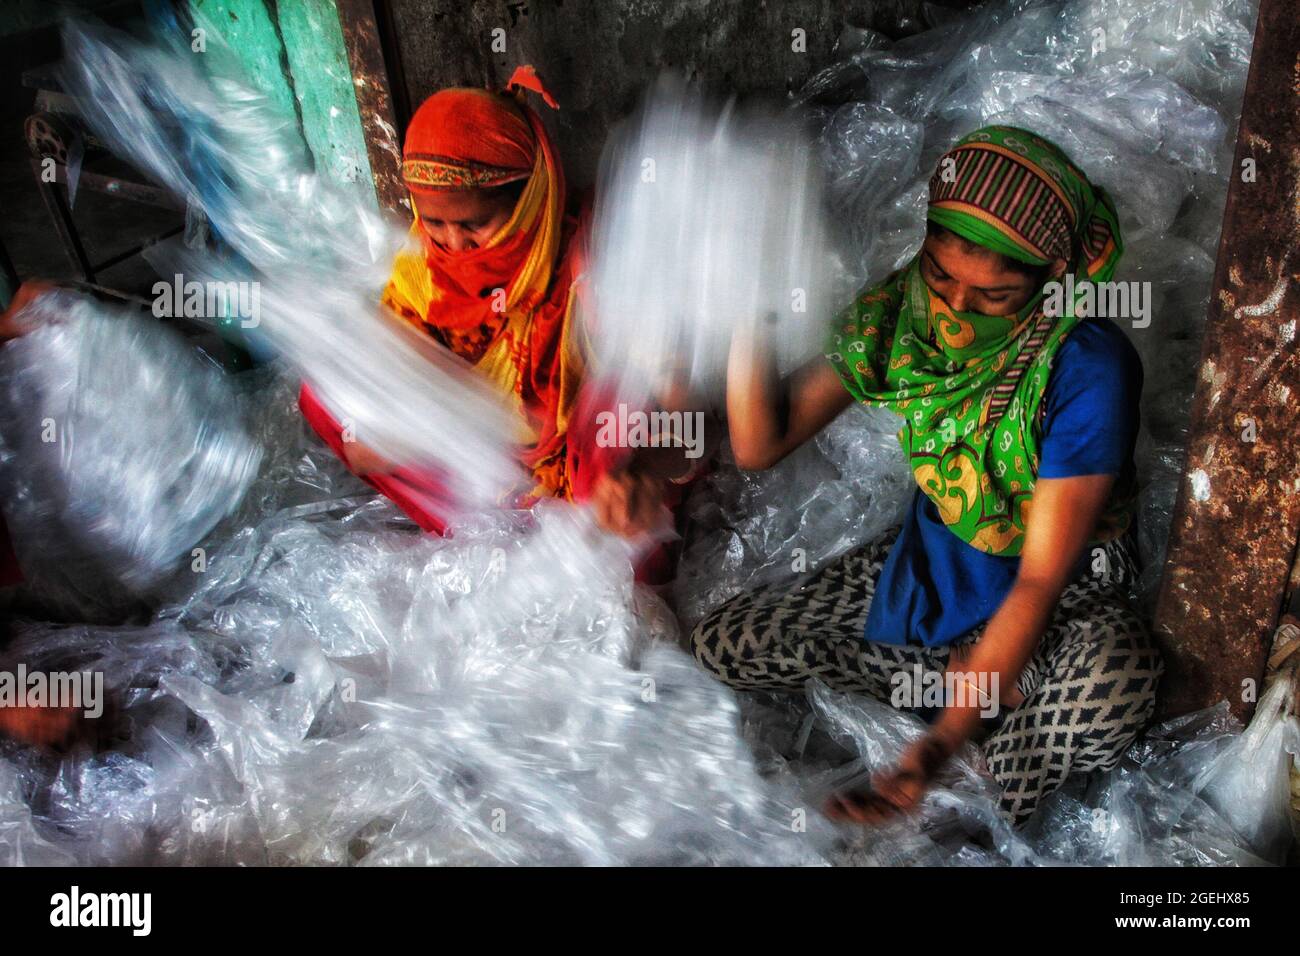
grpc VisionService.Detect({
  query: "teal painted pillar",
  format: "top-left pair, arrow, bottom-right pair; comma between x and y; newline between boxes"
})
277,0 -> 376,207
189,0 -> 377,209
190,0 -> 300,122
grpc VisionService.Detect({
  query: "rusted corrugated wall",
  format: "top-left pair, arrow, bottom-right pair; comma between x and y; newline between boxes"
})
1151,0 -> 1300,721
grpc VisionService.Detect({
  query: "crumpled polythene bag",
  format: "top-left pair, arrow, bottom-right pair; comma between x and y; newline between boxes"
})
0,291 -> 261,617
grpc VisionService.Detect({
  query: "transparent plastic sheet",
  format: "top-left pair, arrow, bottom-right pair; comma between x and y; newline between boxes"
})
0,763 -> 77,866
588,76 -> 847,403
57,18 -> 523,508
0,291 -> 261,618
2,0 -> 1292,867
1,472 -> 836,865
1193,676 -> 1300,863
674,404 -> 913,631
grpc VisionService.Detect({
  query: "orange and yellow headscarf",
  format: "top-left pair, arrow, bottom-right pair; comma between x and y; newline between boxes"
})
382,67 -> 589,501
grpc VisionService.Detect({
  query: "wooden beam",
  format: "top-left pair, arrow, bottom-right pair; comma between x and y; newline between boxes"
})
335,0 -> 408,217
1151,0 -> 1300,721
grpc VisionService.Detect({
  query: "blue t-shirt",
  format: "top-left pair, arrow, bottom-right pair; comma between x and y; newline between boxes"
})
864,318 -> 1143,647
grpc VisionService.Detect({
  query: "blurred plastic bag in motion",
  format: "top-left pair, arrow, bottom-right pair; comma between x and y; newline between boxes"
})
59,19 -> 524,510
589,75 -> 846,403
0,291 -> 261,617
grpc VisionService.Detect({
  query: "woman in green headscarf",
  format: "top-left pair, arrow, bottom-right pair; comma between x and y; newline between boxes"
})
693,126 -> 1162,824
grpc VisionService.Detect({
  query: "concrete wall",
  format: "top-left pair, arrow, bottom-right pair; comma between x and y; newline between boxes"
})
386,0 -> 978,190
180,0 -> 979,214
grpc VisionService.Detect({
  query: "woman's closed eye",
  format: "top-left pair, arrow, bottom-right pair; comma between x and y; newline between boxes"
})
425,218 -> 489,231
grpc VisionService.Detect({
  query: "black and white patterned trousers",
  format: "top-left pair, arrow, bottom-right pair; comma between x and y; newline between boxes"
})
689,530 -> 1163,823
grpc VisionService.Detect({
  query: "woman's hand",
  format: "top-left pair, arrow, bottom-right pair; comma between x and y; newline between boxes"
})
0,279 -> 55,342
340,439 -> 394,476
0,703 -> 84,748
824,732 -> 955,824
589,463 -> 669,538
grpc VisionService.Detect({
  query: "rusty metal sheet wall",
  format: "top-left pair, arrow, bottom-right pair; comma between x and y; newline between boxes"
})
1152,0 -> 1299,721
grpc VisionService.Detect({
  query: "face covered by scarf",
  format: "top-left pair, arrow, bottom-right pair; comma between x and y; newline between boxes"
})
382,69 -> 589,501
828,125 -> 1132,557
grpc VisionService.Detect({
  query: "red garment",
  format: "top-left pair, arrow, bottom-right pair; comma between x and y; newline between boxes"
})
298,384 -> 455,535
299,381 -> 679,585
298,380 -> 642,528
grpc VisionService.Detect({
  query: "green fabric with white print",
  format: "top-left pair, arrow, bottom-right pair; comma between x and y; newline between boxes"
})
826,126 -> 1133,557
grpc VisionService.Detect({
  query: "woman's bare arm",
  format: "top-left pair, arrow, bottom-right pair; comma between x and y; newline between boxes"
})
843,472 -> 1117,821
726,323 -> 852,469
930,473 -> 1116,744
0,280 -> 55,342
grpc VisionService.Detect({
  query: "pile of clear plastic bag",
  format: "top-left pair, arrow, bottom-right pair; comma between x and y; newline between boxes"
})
1,430 -> 1292,864
2,0 -> 1295,866
0,292 -> 261,618
0,472 -> 835,865
2,349 -> 1291,864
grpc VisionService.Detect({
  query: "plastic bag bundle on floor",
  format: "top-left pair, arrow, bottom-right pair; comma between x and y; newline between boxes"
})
4,488 -> 835,865
0,762 -> 77,866
1021,702 -> 1287,866
588,76 -> 845,401
58,19 -> 523,509
0,291 -> 261,616
1193,676 -> 1300,863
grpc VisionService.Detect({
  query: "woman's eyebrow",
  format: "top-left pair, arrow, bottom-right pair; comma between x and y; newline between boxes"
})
922,251 -> 949,277
422,215 -> 485,227
977,283 -> 1027,293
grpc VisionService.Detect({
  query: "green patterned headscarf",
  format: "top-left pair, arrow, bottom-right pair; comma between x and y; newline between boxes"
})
828,126 -> 1132,556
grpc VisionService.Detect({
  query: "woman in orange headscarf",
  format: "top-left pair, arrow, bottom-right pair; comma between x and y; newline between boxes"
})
300,69 -> 697,555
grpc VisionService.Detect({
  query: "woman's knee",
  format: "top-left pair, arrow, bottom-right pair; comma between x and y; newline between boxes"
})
1054,600 -> 1162,683
1086,611 -> 1162,690
687,609 -> 749,681
1058,613 -> 1163,765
